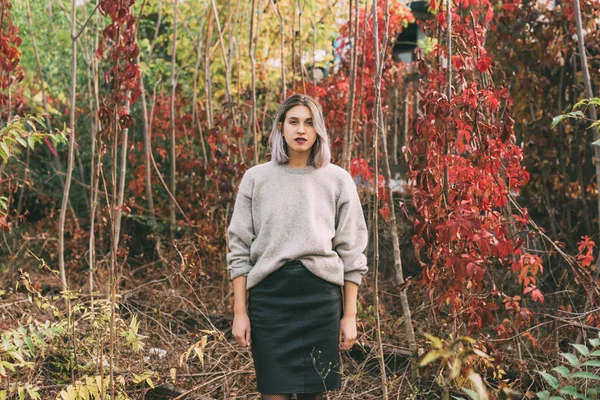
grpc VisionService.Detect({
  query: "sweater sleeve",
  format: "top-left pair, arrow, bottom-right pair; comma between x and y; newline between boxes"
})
333,173 -> 369,285
226,172 -> 255,280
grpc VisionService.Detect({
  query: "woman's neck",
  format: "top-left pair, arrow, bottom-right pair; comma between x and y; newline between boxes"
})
287,154 -> 310,169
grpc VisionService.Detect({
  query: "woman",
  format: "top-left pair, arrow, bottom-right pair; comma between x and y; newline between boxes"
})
227,94 -> 368,400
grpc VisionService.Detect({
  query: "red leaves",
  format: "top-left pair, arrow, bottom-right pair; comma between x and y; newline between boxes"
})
0,0 -> 24,113
350,158 -> 373,180
97,0 -> 140,136
524,285 -> 544,303
405,0 -> 544,340
476,56 -> 492,73
577,235 -> 596,267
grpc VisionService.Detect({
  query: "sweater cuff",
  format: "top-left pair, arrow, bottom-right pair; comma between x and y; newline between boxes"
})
228,264 -> 253,281
344,270 -> 364,286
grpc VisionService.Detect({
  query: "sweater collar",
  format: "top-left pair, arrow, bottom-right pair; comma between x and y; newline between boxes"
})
275,161 -> 316,174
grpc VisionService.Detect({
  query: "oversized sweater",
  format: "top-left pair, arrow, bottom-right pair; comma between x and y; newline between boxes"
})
226,161 -> 369,290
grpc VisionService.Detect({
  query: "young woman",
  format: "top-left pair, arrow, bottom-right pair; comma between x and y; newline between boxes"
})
227,94 -> 368,400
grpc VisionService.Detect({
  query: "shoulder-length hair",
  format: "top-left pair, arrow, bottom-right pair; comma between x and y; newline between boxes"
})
269,94 -> 331,168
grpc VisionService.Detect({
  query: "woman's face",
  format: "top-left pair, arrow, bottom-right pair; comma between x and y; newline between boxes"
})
280,105 -> 318,161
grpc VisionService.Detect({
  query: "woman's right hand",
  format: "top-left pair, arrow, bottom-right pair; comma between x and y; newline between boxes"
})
232,312 -> 252,347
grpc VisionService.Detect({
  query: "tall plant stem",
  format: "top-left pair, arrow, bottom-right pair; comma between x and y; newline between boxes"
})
205,7 -> 214,129
210,0 -> 231,102
372,0 -> 388,398
249,0 -> 258,164
297,0 -> 306,94
191,4 -> 209,183
270,0 -> 286,98
169,0 -> 178,225
574,0 -> 600,255
59,0 -> 78,297
89,0 -> 102,312
342,0 -> 358,171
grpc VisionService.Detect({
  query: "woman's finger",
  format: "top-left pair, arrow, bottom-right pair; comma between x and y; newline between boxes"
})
245,327 -> 252,347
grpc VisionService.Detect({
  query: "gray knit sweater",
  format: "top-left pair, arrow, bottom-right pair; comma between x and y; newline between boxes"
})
226,161 -> 369,290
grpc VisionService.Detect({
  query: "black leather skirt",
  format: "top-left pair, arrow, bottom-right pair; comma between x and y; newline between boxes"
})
248,260 -> 343,395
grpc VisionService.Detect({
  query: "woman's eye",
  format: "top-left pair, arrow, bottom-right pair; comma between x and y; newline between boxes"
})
306,121 -> 313,126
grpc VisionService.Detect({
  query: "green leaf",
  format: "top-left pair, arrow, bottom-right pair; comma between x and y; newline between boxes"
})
570,371 -> 600,380
536,391 -> 550,400
572,344 -> 590,356
552,365 -> 571,378
462,388 -> 479,400
18,387 -> 24,400
26,387 -> 41,400
27,136 -> 35,150
0,141 -> 9,159
590,338 -> 600,348
24,336 -> 35,355
573,98 -> 590,110
0,389 -> 6,400
1,361 -> 16,372
539,371 -> 560,389
548,397 -> 565,400
590,350 -> 600,356
0,146 -> 7,163
588,386 -> 600,395
582,360 -> 600,367
561,352 -> 580,366
592,139 -> 600,147
559,386 -> 588,399
552,111 -> 585,128
15,136 -> 27,148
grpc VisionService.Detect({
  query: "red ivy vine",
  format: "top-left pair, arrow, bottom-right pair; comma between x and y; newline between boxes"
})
97,0 -> 141,136
0,0 -> 24,121
407,0 -> 538,337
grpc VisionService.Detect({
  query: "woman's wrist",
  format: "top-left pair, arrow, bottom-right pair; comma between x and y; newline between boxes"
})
234,307 -> 248,316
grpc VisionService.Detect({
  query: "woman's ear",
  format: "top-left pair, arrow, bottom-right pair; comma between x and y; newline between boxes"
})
277,121 -> 282,131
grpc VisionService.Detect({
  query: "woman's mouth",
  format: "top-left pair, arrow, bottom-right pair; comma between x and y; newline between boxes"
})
295,138 -> 307,143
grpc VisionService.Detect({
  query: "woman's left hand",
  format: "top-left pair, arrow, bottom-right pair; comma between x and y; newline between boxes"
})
339,315 -> 357,351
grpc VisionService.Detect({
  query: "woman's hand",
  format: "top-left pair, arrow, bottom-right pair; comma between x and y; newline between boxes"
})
232,312 -> 252,347
339,315 -> 357,351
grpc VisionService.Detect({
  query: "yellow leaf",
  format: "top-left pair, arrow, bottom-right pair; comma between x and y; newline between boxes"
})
468,372 -> 489,400
146,378 -> 154,389
450,357 -> 462,380
419,350 -> 445,366
194,346 -> 204,366
423,334 -> 444,349
80,385 -> 90,400
170,368 -> 177,384
473,348 -> 489,359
